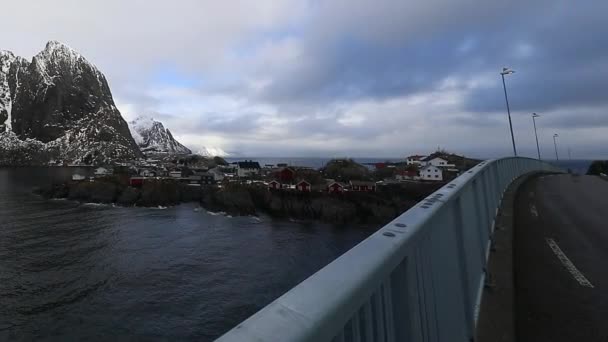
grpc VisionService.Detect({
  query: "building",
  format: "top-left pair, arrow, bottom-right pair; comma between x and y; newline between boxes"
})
349,180 -> 376,192
327,182 -> 345,193
268,180 -> 281,190
277,167 -> 296,183
406,155 -> 426,166
420,165 -> 443,181
422,156 -> 453,168
296,180 -> 311,192
94,167 -> 113,177
169,170 -> 183,178
207,167 -> 225,182
237,161 -> 261,177
187,175 -> 202,185
200,173 -> 215,185
395,170 -> 419,181
72,174 -> 86,181
130,177 -> 145,187
139,169 -> 157,177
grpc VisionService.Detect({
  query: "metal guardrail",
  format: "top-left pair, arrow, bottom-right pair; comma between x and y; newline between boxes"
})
217,157 -> 563,342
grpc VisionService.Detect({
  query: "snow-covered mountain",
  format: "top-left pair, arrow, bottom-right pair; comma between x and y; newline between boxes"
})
128,116 -> 191,155
195,146 -> 229,157
0,41 -> 142,165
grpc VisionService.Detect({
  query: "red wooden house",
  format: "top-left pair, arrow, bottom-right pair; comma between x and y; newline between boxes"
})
268,180 -> 281,190
349,180 -> 376,192
278,167 -> 296,183
130,177 -> 145,187
296,180 -> 311,192
327,182 -> 345,193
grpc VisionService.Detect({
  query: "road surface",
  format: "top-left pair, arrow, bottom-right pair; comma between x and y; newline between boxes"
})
514,174 -> 608,341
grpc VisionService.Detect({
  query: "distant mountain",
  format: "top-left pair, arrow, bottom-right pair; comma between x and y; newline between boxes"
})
129,116 -> 191,155
0,41 -> 142,165
196,146 -> 229,157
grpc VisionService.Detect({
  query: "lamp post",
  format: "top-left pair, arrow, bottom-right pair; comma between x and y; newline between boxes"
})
500,67 -> 517,156
532,113 -> 541,160
553,134 -> 559,161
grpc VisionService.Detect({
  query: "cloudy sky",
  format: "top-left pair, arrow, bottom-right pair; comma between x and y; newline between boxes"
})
1,0 -> 606,159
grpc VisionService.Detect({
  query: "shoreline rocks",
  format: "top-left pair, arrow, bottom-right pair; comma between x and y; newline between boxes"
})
36,178 -> 442,225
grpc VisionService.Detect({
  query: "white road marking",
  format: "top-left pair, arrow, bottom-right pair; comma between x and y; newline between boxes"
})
530,204 -> 538,218
545,238 -> 594,288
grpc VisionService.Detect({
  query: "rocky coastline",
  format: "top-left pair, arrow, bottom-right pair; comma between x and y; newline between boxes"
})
35,177 -> 444,225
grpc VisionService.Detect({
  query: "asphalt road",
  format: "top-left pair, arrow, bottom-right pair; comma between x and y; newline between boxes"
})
514,174 -> 608,342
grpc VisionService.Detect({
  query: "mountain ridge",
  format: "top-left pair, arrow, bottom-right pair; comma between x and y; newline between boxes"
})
0,41 -> 142,165
129,116 -> 191,155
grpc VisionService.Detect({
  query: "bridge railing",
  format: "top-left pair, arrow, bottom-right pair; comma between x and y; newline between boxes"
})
217,157 -> 562,342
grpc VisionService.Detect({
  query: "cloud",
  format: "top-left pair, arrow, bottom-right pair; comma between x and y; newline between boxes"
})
1,0 -> 607,159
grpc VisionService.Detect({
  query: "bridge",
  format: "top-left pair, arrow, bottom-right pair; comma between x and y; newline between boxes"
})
217,157 -> 607,341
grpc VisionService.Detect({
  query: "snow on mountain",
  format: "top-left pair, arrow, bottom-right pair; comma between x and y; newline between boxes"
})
129,116 -> 191,155
195,146 -> 229,157
0,41 -> 142,166
0,50 -> 16,132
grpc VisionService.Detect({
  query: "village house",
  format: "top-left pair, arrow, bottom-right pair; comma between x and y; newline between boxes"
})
72,174 -> 86,181
139,169 -> 157,177
396,170 -> 419,181
169,170 -> 183,178
406,155 -> 426,166
200,173 -> 215,185
296,180 -> 311,192
420,165 -> 443,181
349,180 -> 376,192
94,167 -> 113,177
130,177 -> 145,187
268,180 -> 281,190
236,161 -> 261,178
207,167 -> 225,182
327,181 -> 346,193
277,167 -> 296,183
422,156 -> 455,168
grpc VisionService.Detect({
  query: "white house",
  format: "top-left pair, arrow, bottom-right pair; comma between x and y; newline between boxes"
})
139,169 -> 157,177
94,167 -> 112,177
207,167 -> 225,182
169,170 -> 183,178
236,161 -> 261,177
406,155 -> 426,166
72,174 -> 86,181
423,157 -> 455,168
420,165 -> 443,181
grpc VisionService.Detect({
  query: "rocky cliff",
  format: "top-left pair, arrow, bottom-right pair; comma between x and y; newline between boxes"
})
0,41 -> 142,165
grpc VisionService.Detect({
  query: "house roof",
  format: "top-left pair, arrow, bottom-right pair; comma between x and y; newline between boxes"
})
237,161 -> 261,169
350,180 -> 376,186
407,155 -> 426,160
422,155 -> 447,162
328,181 -> 346,187
296,180 -> 311,185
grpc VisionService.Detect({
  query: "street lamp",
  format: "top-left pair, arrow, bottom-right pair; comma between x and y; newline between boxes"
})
500,67 -> 517,156
532,113 -> 541,160
553,134 -> 559,161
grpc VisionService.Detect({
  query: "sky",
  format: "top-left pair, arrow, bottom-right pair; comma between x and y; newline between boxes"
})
0,0 -> 606,159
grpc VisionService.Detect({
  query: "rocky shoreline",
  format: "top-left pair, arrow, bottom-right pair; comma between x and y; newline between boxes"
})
35,177 -> 444,225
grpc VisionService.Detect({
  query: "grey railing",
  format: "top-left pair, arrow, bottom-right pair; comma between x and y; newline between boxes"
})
217,157 -> 562,342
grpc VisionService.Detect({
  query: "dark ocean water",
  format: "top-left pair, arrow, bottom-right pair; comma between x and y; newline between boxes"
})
225,157 -> 402,169
0,168 -> 376,341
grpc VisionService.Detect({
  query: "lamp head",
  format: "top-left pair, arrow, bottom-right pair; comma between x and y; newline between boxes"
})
500,67 -> 515,75
532,113 -> 540,117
